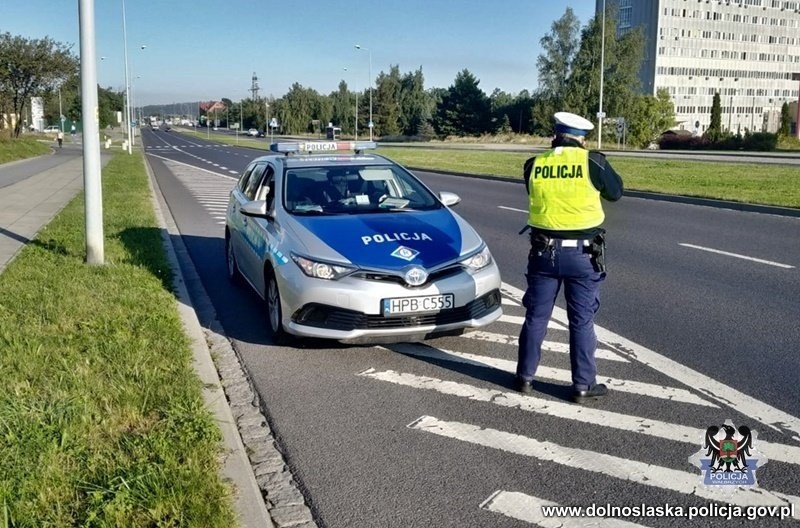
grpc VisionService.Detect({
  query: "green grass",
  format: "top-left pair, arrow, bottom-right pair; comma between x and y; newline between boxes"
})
0,152 -> 236,526
375,147 -> 800,209
0,135 -> 51,164
170,129 -> 800,208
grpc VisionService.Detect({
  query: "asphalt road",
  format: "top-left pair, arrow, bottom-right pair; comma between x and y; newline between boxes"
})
142,127 -> 800,528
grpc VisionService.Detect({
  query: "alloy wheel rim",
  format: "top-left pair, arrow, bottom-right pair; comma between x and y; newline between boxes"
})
268,279 -> 280,331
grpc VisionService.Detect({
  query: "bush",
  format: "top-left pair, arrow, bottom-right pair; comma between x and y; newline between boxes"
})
742,132 -> 778,151
657,132 -> 777,151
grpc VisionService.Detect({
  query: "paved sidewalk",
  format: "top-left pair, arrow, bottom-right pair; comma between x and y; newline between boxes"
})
0,147 -> 274,528
0,150 -> 86,274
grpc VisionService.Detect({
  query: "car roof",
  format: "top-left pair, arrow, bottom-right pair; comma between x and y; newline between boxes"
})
248,141 -> 395,170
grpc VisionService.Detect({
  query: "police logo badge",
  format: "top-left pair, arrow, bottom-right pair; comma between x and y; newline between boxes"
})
391,246 -> 419,261
688,420 -> 767,489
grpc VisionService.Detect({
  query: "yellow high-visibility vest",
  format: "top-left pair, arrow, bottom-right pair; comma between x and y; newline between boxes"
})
527,147 -> 604,230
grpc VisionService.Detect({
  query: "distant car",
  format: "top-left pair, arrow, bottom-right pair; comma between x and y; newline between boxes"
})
224,140 -> 503,344
247,128 -> 259,137
43,126 -> 60,134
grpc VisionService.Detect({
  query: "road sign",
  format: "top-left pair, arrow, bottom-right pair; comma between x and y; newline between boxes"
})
269,118 -> 278,128
596,111 -> 606,119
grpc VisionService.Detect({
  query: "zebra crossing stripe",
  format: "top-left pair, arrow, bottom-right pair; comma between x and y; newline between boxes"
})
464,330 -> 628,363
498,314 -> 565,330
480,490 -> 651,528
409,416 -> 800,518
501,282 -> 800,443
384,344 -> 711,406
361,368 -> 800,467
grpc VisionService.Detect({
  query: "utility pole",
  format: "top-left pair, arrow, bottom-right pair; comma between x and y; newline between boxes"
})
78,0 -> 104,265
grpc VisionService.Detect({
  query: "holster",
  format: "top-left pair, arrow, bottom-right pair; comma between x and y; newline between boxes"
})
589,232 -> 607,273
530,232 -> 553,255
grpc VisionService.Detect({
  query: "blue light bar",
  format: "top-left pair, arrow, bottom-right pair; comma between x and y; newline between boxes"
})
270,140 -> 377,154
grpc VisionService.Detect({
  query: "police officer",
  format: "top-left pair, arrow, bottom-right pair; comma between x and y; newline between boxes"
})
515,112 -> 623,403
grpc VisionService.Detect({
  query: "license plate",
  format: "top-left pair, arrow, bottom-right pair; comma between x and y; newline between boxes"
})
382,294 -> 454,316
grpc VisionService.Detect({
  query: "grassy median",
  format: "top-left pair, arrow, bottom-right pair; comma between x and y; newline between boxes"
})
0,152 -> 236,526
173,128 -> 800,209
375,147 -> 800,209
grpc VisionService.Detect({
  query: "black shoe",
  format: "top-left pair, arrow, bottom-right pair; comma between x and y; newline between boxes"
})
572,383 -> 608,403
514,376 -> 534,394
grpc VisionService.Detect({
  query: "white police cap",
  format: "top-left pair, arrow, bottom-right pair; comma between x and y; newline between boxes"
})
554,112 -> 594,136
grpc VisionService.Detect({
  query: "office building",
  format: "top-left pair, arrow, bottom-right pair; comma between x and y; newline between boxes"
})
597,0 -> 800,134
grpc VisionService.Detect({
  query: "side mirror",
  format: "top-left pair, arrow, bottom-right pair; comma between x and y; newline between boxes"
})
240,200 -> 269,217
438,191 -> 461,207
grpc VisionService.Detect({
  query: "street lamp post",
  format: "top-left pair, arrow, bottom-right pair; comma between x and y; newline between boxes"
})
122,0 -> 132,153
597,0 -> 606,150
355,44 -> 372,140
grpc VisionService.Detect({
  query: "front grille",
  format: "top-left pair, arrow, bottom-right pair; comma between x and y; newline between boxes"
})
291,289 -> 501,331
352,266 -> 462,287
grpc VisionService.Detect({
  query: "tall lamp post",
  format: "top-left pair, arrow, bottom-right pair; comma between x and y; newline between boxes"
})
355,44 -> 372,140
597,0 -> 605,150
122,0 -> 132,153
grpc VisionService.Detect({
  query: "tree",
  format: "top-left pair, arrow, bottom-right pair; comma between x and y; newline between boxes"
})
373,65 -> 402,137
0,32 -> 78,137
532,8 -> 581,136
626,89 -> 675,148
536,8 -> 581,110
331,80 -> 354,135
779,101 -> 791,137
433,69 -> 491,137
399,68 -> 432,137
707,92 -> 722,141
276,83 -> 319,134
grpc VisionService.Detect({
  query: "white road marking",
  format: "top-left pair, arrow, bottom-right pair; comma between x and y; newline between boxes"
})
361,369 -> 800,466
409,416 -> 800,517
501,281 -> 800,442
499,314 -> 565,330
499,205 -> 528,214
480,490 -> 651,528
679,243 -> 794,269
464,330 -> 628,363
501,297 -> 518,306
146,153 -> 237,179
384,344 -> 710,406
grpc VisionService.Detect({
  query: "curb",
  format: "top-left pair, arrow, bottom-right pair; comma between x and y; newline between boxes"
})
144,155 -> 319,528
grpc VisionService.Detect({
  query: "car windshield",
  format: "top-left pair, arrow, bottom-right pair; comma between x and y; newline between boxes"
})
283,164 -> 440,215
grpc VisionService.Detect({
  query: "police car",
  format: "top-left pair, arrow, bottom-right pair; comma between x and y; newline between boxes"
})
224,140 -> 502,344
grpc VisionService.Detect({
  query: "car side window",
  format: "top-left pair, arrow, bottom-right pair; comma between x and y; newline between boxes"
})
257,166 -> 276,211
244,163 -> 267,200
238,163 -> 257,193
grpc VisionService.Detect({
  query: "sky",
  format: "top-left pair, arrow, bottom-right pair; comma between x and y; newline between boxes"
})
2,1 -> 598,107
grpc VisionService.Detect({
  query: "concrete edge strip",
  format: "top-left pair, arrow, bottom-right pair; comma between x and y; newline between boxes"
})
143,156 -> 286,527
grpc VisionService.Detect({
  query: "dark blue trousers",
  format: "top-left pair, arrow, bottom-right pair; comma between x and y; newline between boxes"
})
517,240 -> 605,391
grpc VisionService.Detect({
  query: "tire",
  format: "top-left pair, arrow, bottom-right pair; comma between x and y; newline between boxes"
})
265,269 -> 290,345
225,233 -> 243,284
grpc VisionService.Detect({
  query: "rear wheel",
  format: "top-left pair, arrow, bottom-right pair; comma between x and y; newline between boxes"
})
225,233 -> 242,284
265,270 -> 290,345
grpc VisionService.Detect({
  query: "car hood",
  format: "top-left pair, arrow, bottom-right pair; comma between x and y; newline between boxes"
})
286,209 -> 483,270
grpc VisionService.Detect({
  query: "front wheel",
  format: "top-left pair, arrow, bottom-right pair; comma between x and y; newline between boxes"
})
225,234 -> 243,284
265,270 -> 290,345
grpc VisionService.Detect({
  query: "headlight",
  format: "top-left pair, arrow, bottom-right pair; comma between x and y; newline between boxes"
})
291,254 -> 355,280
460,246 -> 493,271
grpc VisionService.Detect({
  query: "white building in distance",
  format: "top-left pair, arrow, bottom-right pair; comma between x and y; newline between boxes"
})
597,0 -> 800,134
